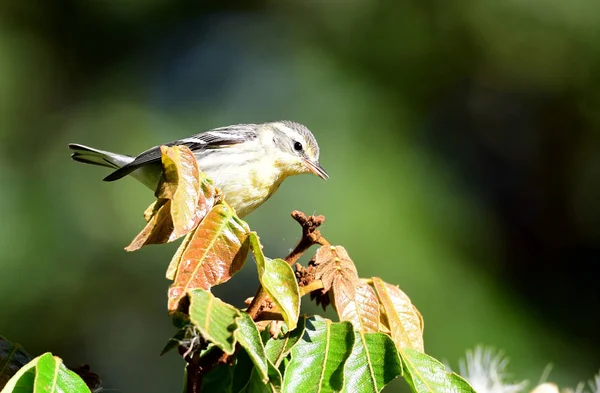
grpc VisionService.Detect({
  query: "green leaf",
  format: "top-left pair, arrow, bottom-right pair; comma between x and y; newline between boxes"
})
241,368 -> 280,393
188,289 -> 240,355
265,318 -> 306,367
235,313 -> 282,391
342,332 -> 402,392
282,316 -> 355,393
235,313 -> 270,383
249,232 -> 300,330
201,364 -> 234,392
160,327 -> 188,356
1,353 -> 90,393
0,337 -> 32,389
401,348 -> 475,393
231,350 -> 255,393
0,354 -> 36,393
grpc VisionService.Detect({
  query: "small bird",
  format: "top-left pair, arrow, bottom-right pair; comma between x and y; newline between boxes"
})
69,121 -> 328,217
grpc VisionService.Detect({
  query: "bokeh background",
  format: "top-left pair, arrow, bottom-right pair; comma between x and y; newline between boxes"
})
1,0 -> 599,392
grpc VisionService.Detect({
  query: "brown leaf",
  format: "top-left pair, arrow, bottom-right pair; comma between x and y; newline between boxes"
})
167,202 -> 250,312
161,145 -> 217,237
143,200 -> 160,222
161,145 -> 201,236
314,246 -> 379,332
314,245 -> 359,293
126,145 -> 216,251
372,277 -> 424,352
334,281 -> 380,333
125,200 -> 174,251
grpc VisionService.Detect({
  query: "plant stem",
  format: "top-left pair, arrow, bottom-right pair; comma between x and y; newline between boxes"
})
246,211 -> 328,319
186,352 -> 202,393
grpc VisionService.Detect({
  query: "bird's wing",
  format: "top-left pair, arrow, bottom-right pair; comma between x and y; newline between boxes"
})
103,125 -> 258,182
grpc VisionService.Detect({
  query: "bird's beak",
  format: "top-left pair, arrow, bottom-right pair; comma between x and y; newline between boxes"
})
303,159 -> 329,180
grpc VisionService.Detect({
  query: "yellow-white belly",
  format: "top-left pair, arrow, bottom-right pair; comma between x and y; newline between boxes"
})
196,150 -> 285,218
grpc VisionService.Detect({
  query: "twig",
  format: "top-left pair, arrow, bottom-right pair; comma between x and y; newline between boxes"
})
186,352 -> 202,393
285,211 -> 329,266
246,211 -> 328,319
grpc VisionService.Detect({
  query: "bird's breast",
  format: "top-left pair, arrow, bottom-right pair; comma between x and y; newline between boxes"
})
195,151 -> 284,218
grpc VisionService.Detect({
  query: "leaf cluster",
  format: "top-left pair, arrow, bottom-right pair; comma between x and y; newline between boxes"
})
128,146 -> 476,393
0,145 -> 476,393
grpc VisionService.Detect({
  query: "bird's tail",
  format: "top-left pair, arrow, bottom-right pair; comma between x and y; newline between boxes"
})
68,143 -> 134,170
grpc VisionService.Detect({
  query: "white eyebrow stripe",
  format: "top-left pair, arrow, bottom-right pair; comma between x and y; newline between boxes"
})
275,122 -> 303,142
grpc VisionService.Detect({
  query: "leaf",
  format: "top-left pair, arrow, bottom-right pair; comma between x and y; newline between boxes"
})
249,232 -> 300,330
126,145 -> 216,251
241,367 -> 280,393
314,246 -> 379,333
282,316 -> 355,393
372,277 -> 424,352
234,313 -> 270,383
188,289 -> 240,355
187,291 -> 281,391
165,228 -> 195,281
167,202 -> 250,312
236,313 -> 282,392
334,281 -> 380,333
160,327 -> 187,356
401,348 -> 475,393
231,350 -> 255,393
126,199 -> 175,251
0,337 -> 32,389
160,145 -> 216,237
201,364 -> 234,392
342,332 -> 402,392
265,317 -> 306,367
314,245 -> 360,293
160,145 -> 199,231
1,353 -> 90,393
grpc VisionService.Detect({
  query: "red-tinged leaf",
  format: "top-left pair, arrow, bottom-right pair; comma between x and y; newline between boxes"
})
372,277 -> 424,352
334,281 -> 380,333
167,202 -> 250,312
314,246 -> 379,333
165,228 -> 195,280
314,245 -> 360,293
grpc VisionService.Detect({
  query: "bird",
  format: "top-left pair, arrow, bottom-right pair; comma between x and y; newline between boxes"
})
68,121 -> 328,218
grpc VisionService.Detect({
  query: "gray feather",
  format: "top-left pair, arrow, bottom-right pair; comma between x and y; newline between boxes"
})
68,144 -> 133,169
102,125 -> 259,182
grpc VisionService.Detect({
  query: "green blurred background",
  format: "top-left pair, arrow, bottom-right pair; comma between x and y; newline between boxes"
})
1,0 -> 599,391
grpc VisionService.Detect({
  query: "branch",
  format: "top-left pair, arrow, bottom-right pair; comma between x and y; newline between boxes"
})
285,210 -> 330,265
186,352 -> 202,393
246,211 -> 328,320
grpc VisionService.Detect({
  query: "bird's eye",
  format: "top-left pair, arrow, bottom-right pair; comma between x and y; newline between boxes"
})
294,141 -> 303,151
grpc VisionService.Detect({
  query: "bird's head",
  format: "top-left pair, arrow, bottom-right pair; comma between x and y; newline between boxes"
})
262,121 -> 329,180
